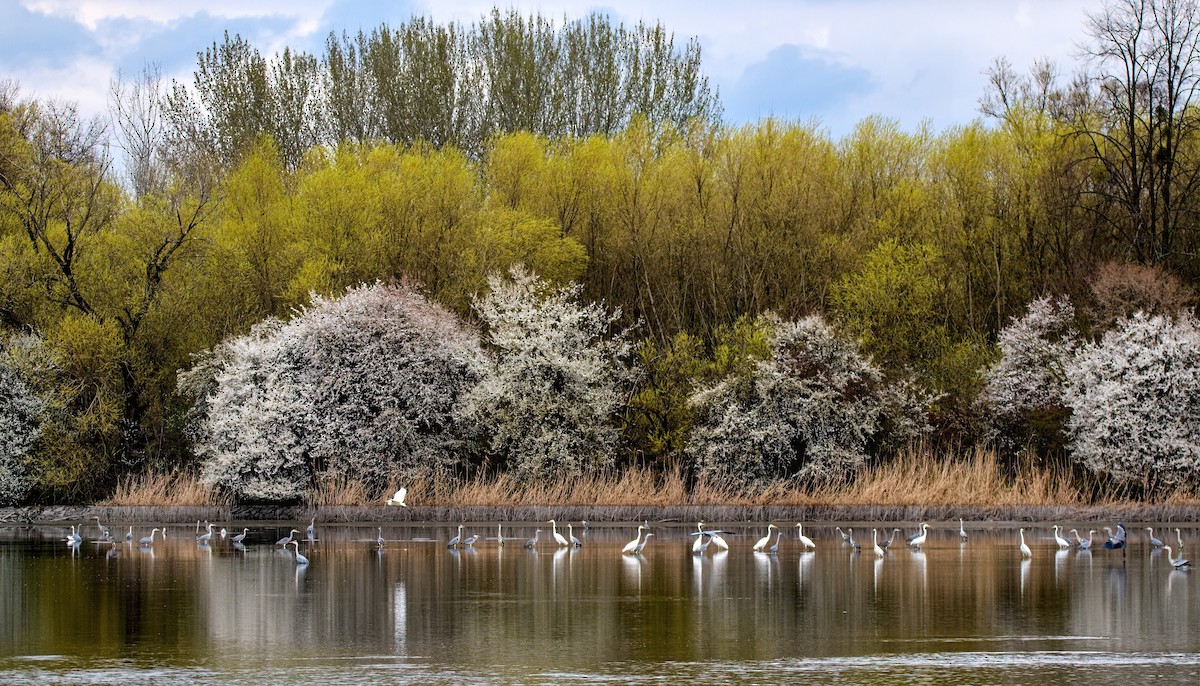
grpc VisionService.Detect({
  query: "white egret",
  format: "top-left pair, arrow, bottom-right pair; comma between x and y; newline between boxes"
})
795,523 -> 816,550
276,529 -> 299,546
524,529 -> 542,549
219,527 -> 227,539
567,523 -> 582,548
691,522 -> 707,553
1162,545 -> 1191,569
548,520 -> 569,547
754,524 -> 779,552
139,528 -> 160,547
622,526 -> 646,554
1019,528 -> 1032,558
232,528 -> 250,544
386,487 -> 408,507
908,523 -> 931,550
959,518 -> 968,542
65,525 -> 82,545
1052,525 -> 1071,549
447,525 -> 463,548
290,540 -> 309,566
1147,527 -> 1165,549
497,523 -> 506,547
873,529 -> 884,558
634,532 -> 655,554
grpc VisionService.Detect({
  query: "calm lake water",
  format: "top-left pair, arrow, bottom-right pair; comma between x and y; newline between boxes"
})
1,521 -> 1198,684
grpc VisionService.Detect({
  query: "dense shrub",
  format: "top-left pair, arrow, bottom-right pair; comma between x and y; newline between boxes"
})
0,338 -> 43,504
183,282 -> 488,501
1063,311 -> 1200,491
981,296 -> 1078,458
461,266 -> 635,480
687,314 -> 908,489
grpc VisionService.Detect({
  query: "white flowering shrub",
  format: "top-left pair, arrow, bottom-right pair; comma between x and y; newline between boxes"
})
1063,311 -> 1200,491
0,338 -> 44,505
687,314 -> 889,488
185,282 -> 488,501
981,296 -> 1078,455
461,266 -> 635,480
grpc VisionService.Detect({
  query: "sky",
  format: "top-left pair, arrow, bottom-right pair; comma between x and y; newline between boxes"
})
0,0 -> 1102,138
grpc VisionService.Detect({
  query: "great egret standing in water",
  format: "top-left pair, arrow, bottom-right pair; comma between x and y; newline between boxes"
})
873,529 -> 885,558
959,519 -> 968,542
754,524 -> 779,552
1019,528 -> 1032,558
909,523 -> 931,550
1052,525 -> 1071,550
622,526 -> 646,554
795,523 -> 815,550
567,523 -> 582,548
548,520 -> 569,547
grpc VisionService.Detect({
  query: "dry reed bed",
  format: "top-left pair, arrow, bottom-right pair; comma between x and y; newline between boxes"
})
6,449 -> 1195,523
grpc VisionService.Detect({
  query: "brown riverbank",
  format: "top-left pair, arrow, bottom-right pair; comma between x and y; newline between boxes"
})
5,502 -> 1200,525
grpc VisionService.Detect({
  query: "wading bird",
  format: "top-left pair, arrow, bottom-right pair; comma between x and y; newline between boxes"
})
65,525 -> 82,545
462,530 -> 480,547
1104,522 -> 1128,551
795,523 -> 816,550
835,526 -> 852,544
197,522 -> 214,545
386,487 -> 407,507
524,529 -> 543,549
447,525 -> 463,548
93,516 -> 110,539
567,523 -> 582,548
1147,527 -> 1165,549
548,520 -> 569,547
873,529 -> 885,558
909,523 -> 931,550
1019,528 -> 1032,558
879,528 -> 901,550
1069,528 -> 1094,550
754,524 -> 779,552
276,529 -> 299,547
307,518 -> 316,541
124,526 -> 133,544
847,529 -> 862,551
622,526 -> 646,554
634,532 -> 655,554
290,540 -> 309,566
765,531 -> 784,555
139,528 -> 160,547
497,523 -> 505,547
232,528 -> 250,544
1052,525 -> 1071,550
959,518 -> 968,543
1162,545 -> 1191,569
377,527 -> 386,549
1175,528 -> 1185,553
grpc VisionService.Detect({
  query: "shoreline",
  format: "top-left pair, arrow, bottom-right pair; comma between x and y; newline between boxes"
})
5,502 -> 1200,525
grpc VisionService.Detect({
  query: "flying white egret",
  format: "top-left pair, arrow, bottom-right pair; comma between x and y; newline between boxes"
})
276,529 -> 299,546
548,520 -> 569,547
567,523 -> 582,548
290,540 -> 309,566
1019,528 -> 1032,558
622,526 -> 646,554
908,523 -> 931,550
873,529 -> 884,558
754,524 -> 779,552
1162,545 -> 1191,569
795,523 -> 815,550
387,487 -> 408,507
1052,525 -> 1071,550
524,529 -> 542,549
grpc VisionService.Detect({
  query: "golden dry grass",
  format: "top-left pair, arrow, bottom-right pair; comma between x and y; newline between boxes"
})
101,470 -> 228,507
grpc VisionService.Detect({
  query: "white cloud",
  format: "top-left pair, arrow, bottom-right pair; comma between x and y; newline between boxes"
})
20,0 -> 333,29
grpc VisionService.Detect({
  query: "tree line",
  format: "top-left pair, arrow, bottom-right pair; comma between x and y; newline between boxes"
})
4,1 -> 1200,502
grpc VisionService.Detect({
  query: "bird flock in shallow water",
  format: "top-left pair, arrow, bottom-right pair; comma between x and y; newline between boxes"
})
58,513 -> 1192,571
